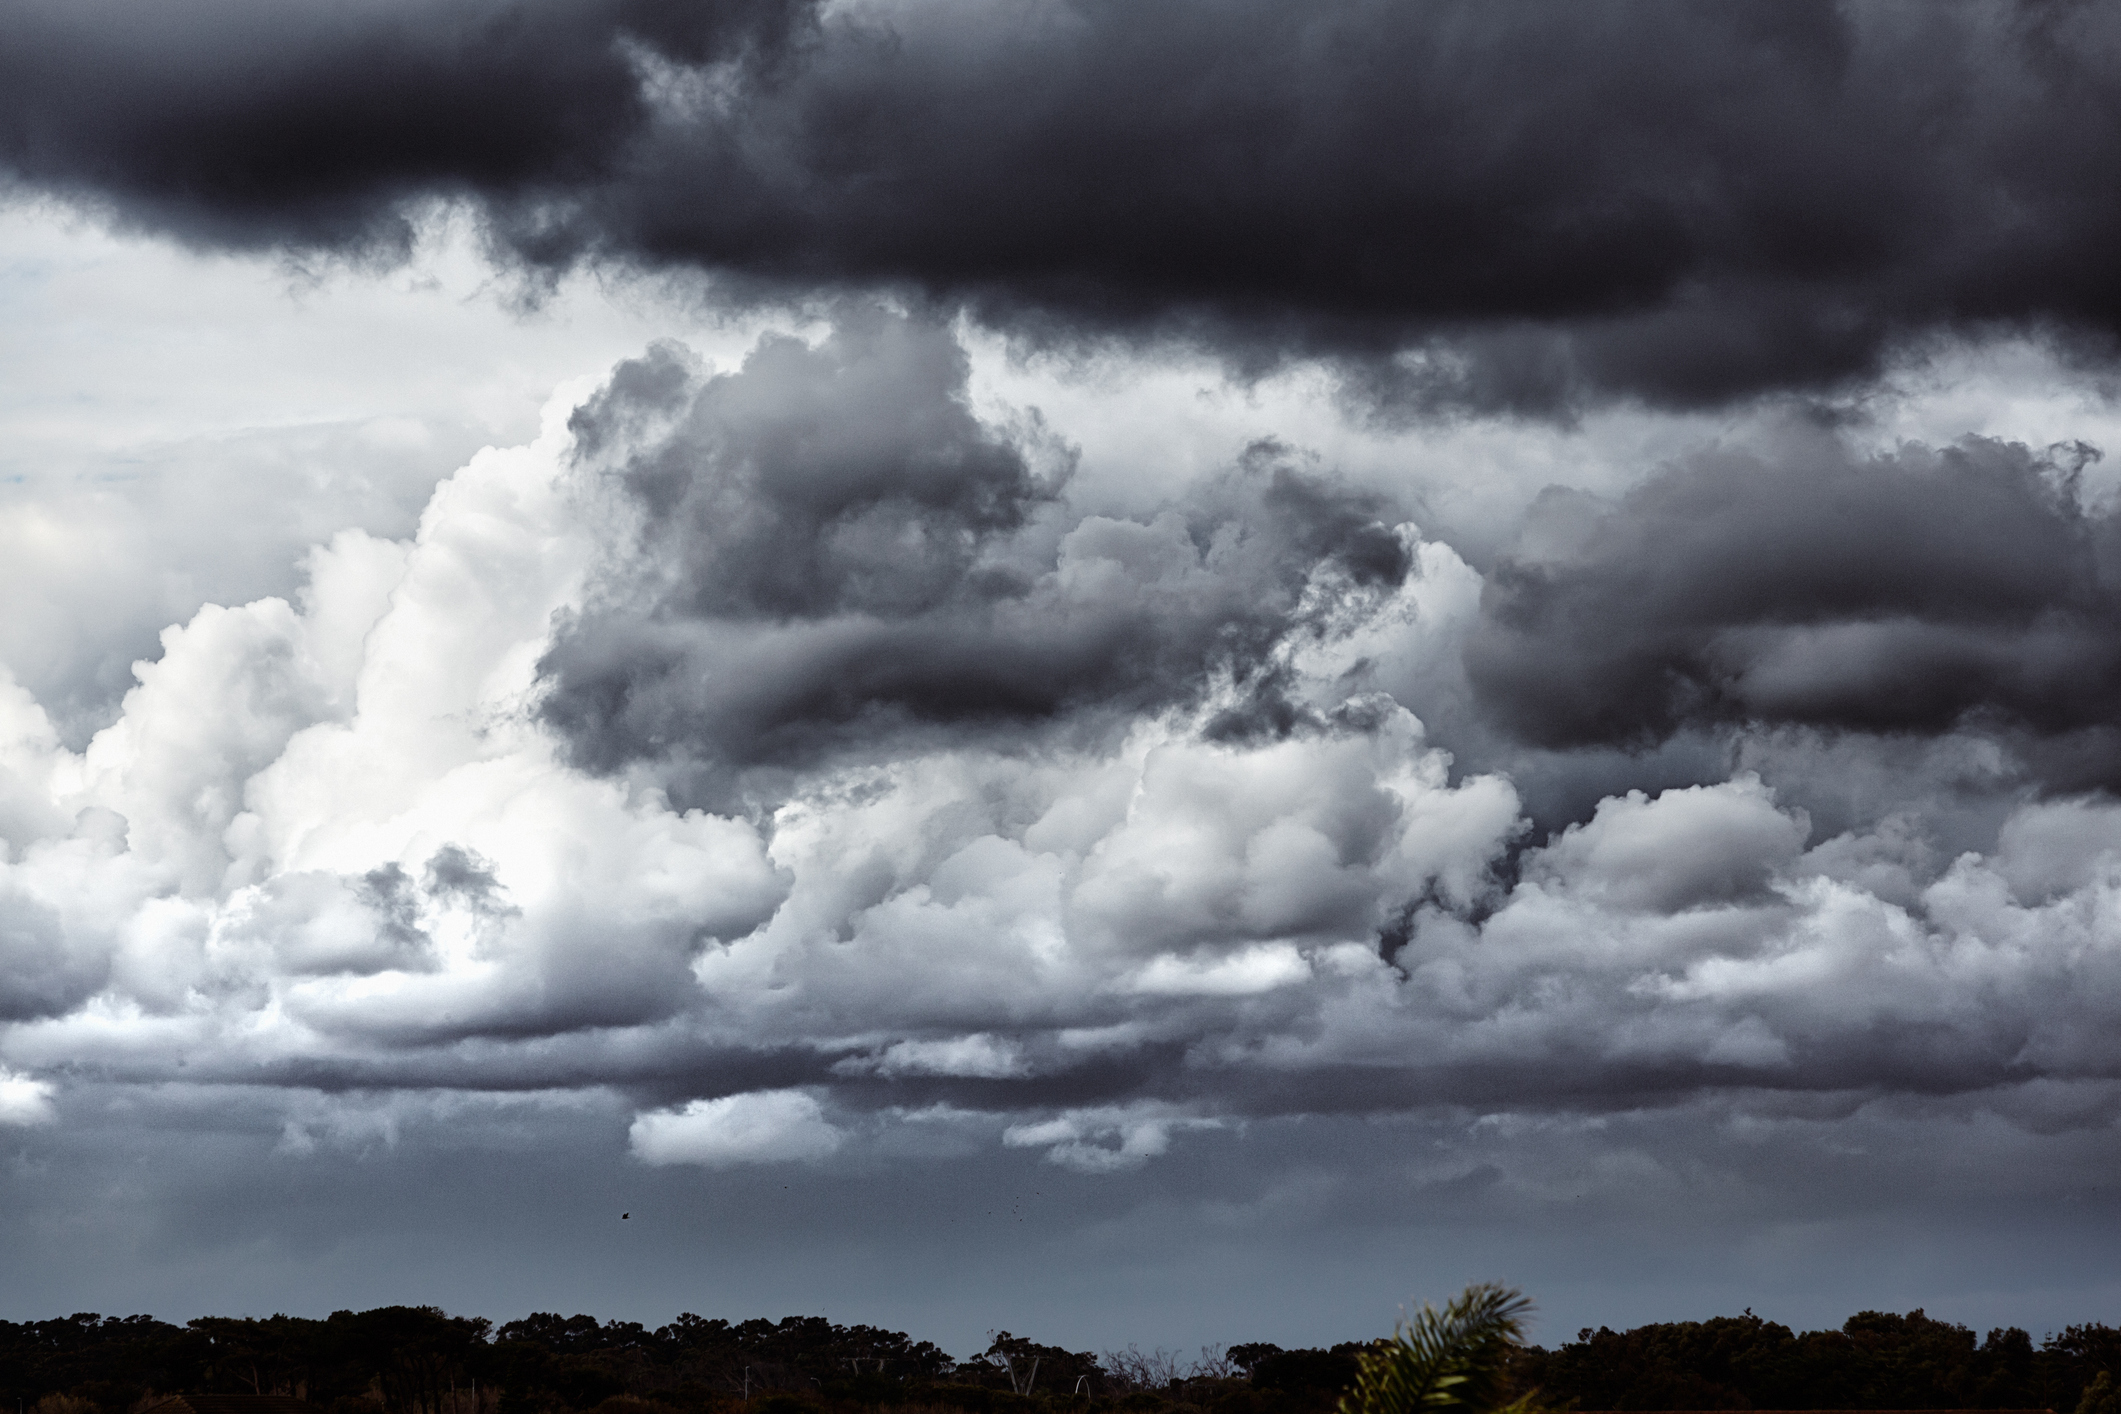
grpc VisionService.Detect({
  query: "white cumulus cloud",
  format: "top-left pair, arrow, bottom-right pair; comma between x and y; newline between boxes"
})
0,1064 -> 54,1125
630,1090 -> 845,1167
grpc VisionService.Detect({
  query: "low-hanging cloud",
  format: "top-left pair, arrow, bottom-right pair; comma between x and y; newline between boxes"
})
6,2 -> 2121,410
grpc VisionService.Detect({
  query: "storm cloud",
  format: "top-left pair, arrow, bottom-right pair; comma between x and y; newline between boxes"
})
7,1 -> 2121,408
1468,430 -> 2121,790
0,0 -> 807,253
539,307 -> 1414,787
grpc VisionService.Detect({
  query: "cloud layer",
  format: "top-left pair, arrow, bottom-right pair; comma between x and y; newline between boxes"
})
4,312 -> 2120,1203
7,1 -> 2121,410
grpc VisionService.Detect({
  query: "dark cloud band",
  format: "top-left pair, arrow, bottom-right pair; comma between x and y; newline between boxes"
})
8,1 -> 2121,407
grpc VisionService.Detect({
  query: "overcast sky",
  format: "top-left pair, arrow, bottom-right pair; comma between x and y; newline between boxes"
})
5,0 -> 2121,1355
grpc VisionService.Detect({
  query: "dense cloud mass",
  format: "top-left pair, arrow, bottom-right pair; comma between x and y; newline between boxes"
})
540,307 -> 1413,788
0,0 -> 807,252
1469,433 -> 2121,789
3,312 -> 2120,1204
6,0 -> 2121,408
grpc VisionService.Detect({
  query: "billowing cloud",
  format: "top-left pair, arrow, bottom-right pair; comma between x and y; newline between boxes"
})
7,2 -> 2121,410
2,311 -> 2119,1199
538,305 -> 1415,795
1391,779 -> 2121,1103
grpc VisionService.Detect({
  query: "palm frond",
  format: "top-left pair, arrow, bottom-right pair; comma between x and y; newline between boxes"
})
1337,1284 -> 1545,1414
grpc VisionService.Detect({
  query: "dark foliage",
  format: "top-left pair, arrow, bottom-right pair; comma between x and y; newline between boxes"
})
0,1309 -> 488,1414
2,1307 -> 2113,1414
1248,1350 -> 1365,1403
963,1335 -> 1101,1397
0,1315 -> 196,1414
1512,1308 -> 2121,1410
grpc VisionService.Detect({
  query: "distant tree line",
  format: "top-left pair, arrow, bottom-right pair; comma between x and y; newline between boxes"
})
1,1304 -> 2115,1414
1510,1309 -> 2121,1413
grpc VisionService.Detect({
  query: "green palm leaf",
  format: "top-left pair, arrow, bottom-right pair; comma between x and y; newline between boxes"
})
1338,1284 -> 1549,1414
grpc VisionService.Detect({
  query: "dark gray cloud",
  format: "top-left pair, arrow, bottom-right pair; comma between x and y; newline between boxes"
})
1467,430 -> 2121,789
539,307 -> 1412,783
0,0 -> 806,254
8,1 -> 2121,408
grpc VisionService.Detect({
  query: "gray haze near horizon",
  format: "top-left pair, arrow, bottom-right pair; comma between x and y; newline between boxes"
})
6,1078 -> 2118,1352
